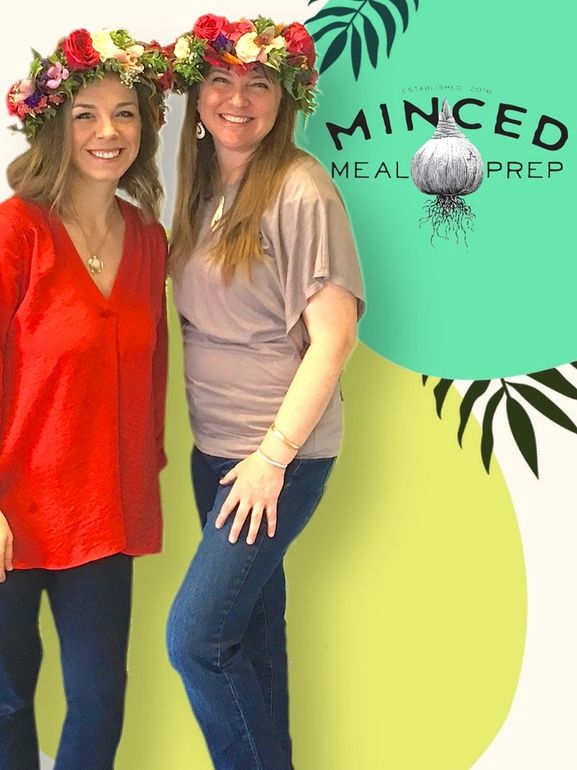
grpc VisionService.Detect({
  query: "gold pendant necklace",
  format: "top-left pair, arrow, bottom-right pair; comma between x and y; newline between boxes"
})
70,202 -> 116,275
210,195 -> 225,232
87,254 -> 105,275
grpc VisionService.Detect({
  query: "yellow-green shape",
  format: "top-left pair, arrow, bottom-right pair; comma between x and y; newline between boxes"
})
36,327 -> 526,769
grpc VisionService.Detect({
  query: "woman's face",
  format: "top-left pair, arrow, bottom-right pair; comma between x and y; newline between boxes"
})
198,66 -> 282,167
69,73 -> 141,186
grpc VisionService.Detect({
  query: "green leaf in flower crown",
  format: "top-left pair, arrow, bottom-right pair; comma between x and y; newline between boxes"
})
457,380 -> 491,447
505,394 -> 539,478
527,368 -> 577,399
507,383 -> 577,434
481,387 -> 505,473
433,378 -> 454,418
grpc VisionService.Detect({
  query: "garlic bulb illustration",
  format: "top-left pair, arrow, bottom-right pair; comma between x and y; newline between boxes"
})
411,100 -> 483,244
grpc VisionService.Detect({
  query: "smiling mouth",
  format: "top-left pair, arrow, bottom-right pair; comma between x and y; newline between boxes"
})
88,149 -> 123,159
220,114 -> 252,124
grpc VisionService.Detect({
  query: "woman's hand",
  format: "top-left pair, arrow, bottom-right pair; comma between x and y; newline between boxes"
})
216,453 -> 286,545
0,510 -> 14,582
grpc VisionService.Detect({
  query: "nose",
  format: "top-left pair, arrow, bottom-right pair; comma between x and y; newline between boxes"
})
95,116 -> 119,139
227,84 -> 250,108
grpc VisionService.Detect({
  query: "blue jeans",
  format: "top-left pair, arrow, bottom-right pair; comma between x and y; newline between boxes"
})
0,553 -> 132,770
167,447 -> 335,770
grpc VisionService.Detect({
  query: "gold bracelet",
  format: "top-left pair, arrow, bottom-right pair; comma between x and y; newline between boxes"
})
256,448 -> 288,470
270,422 -> 301,451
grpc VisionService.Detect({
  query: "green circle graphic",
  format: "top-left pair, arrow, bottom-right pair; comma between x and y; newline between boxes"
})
301,0 -> 576,378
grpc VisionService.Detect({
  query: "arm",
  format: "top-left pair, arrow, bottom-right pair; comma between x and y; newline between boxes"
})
153,281 -> 168,471
0,513 -> 13,582
0,203 -> 28,577
217,282 -> 358,544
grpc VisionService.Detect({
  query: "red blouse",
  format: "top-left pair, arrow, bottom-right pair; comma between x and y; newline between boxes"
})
0,195 -> 168,569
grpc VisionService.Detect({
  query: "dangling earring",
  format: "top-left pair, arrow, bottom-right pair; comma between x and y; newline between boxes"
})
196,120 -> 206,140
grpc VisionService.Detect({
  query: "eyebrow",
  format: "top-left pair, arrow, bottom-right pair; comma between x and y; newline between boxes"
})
72,101 -> 138,109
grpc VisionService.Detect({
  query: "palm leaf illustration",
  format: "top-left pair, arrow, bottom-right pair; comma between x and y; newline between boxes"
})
422,363 -> 577,478
307,0 -> 420,79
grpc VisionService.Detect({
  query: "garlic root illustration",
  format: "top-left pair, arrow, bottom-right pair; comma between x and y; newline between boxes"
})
411,100 -> 483,244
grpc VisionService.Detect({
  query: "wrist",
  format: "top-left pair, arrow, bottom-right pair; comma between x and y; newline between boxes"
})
259,432 -> 297,467
256,447 -> 288,470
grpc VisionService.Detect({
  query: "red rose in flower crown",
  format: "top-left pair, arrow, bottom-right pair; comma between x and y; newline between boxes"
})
61,29 -> 100,71
282,22 -> 316,68
193,14 -> 228,43
225,18 -> 254,44
170,15 -> 318,114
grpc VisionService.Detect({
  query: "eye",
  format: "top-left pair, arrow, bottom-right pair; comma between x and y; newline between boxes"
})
251,80 -> 270,90
73,111 -> 94,120
116,110 -> 137,119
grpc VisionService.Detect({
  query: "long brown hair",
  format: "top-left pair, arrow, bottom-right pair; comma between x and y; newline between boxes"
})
7,78 -> 164,221
169,77 -> 306,281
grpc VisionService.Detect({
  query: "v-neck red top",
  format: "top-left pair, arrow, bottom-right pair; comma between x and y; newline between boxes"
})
0,195 -> 168,569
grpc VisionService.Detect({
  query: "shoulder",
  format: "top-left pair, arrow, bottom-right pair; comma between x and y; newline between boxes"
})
276,154 -> 342,206
0,196 -> 46,250
118,197 -> 167,245
0,195 -> 44,228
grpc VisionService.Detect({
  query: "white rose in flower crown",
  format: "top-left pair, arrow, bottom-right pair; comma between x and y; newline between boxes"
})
91,30 -> 121,61
174,36 -> 191,61
127,44 -> 144,59
269,36 -> 287,51
235,33 -> 261,63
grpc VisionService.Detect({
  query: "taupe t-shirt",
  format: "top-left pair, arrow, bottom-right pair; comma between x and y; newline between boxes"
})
173,155 -> 365,459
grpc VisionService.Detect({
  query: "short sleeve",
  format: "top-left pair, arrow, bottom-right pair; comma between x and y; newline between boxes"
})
261,158 -> 365,339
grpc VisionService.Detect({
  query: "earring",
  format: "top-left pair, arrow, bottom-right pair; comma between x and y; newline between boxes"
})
196,120 -> 206,139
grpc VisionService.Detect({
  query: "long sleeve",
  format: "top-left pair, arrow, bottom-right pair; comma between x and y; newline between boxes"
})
0,204 -> 30,497
154,279 -> 168,471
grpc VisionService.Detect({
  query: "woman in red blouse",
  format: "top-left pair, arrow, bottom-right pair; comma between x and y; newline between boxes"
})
0,29 -> 173,770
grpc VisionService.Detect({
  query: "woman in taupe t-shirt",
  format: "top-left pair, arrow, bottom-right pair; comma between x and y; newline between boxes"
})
166,15 -> 365,770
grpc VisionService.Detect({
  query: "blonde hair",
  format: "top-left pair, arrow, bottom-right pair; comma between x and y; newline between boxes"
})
169,77 -> 306,281
7,78 -> 164,221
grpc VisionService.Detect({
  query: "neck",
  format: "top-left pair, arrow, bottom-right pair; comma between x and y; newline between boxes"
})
215,150 -> 251,188
63,178 -> 119,228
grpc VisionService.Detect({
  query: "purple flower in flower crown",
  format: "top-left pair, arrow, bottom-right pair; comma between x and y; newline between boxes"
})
25,91 -> 45,109
213,32 -> 232,52
45,61 -> 69,90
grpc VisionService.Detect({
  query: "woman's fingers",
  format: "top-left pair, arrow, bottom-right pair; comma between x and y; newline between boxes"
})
215,491 -> 238,529
228,502 -> 252,544
246,504 -> 265,545
266,504 -> 278,538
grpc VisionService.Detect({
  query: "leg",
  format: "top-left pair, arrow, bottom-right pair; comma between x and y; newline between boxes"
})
0,569 -> 44,770
192,448 -> 291,754
168,454 -> 334,770
47,554 -> 133,770
242,565 -> 291,759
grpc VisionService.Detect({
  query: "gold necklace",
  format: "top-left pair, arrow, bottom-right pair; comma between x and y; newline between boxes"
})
210,195 -> 225,232
70,202 -> 116,275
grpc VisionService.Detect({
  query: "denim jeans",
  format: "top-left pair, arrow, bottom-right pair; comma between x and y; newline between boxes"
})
0,553 -> 132,770
167,447 -> 335,770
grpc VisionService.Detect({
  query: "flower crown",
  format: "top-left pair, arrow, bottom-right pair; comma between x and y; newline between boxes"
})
171,15 -> 318,115
7,29 -> 173,141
